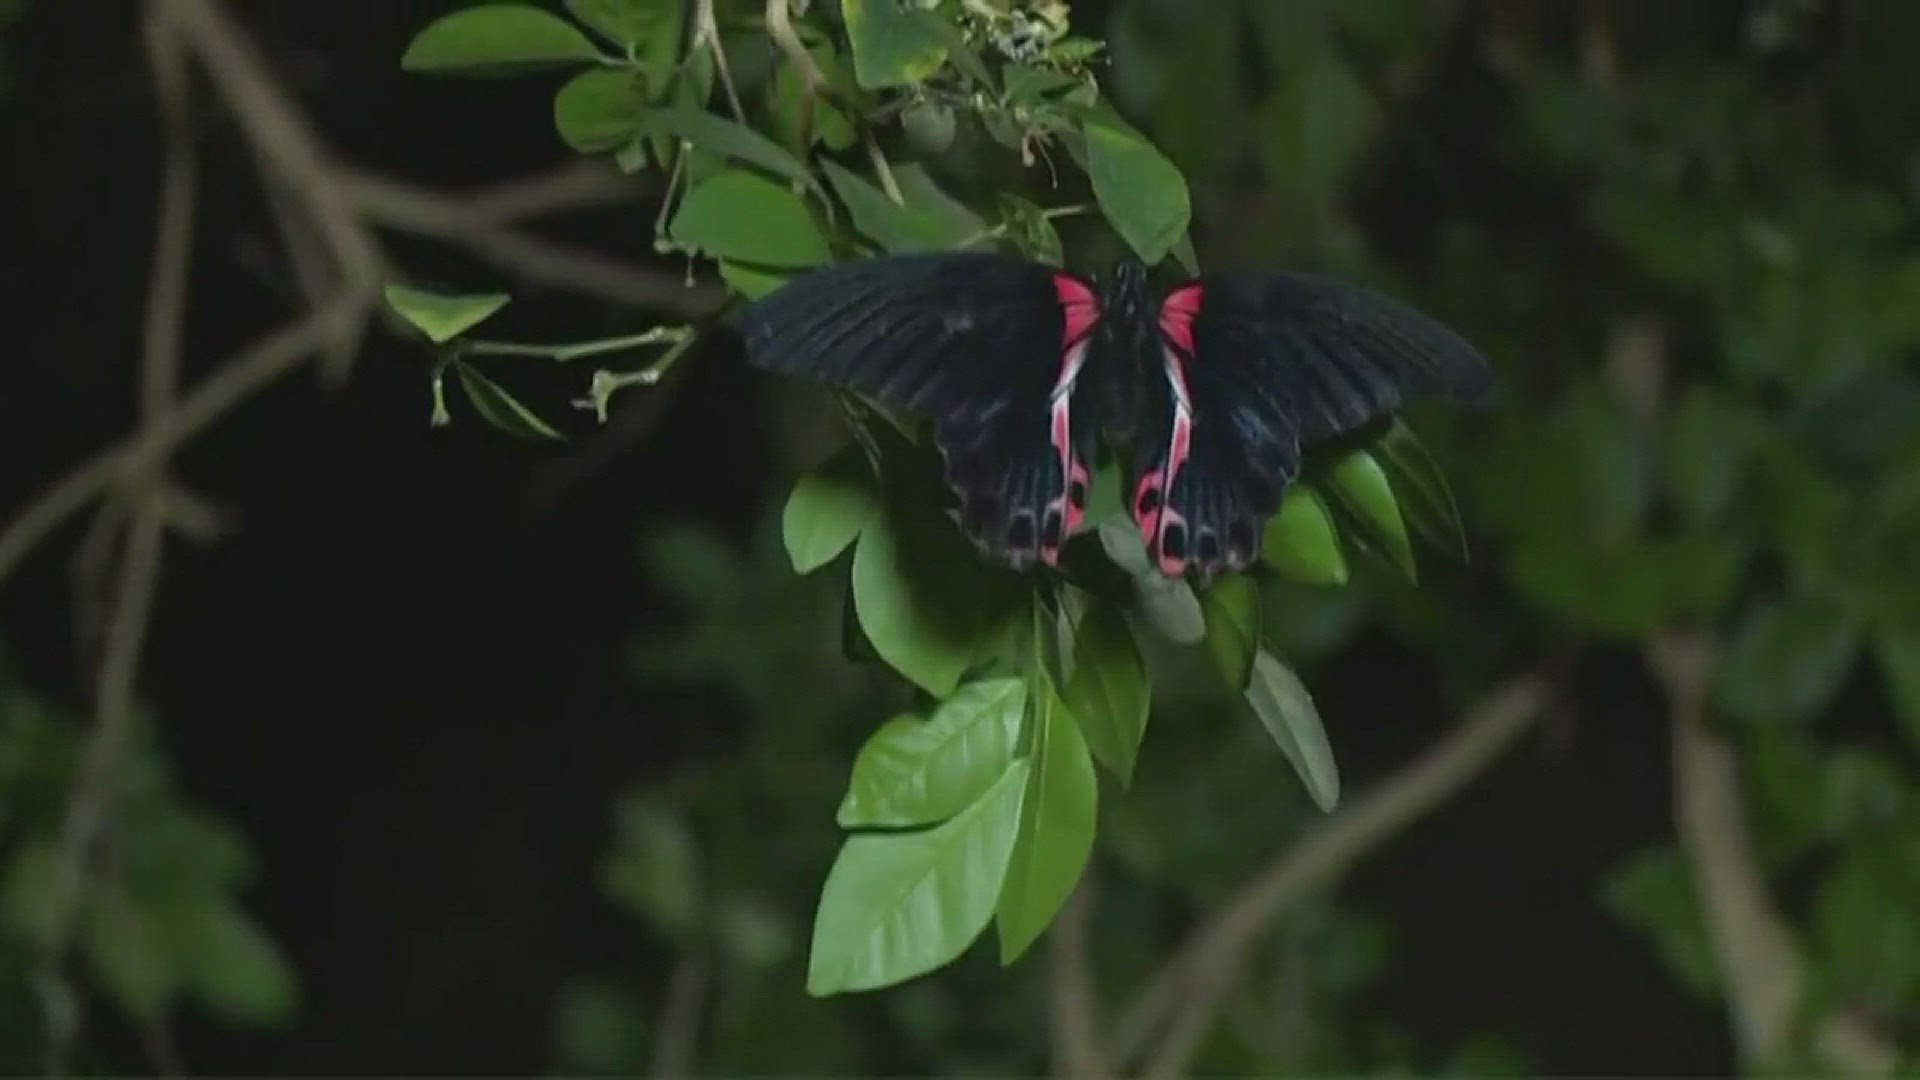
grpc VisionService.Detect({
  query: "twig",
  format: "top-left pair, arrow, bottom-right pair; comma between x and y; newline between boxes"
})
695,0 -> 748,123
1123,664 -> 1564,1078
1651,630 -> 1901,1075
650,954 -> 711,1079
42,9 -> 196,1071
1050,878 -> 1110,1080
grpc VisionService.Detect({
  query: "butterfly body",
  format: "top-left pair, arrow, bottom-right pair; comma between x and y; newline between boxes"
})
734,253 -> 1493,581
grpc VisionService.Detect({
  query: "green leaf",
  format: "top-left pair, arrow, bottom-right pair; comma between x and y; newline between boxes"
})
784,445 -> 878,573
893,163 -> 986,239
840,0 -> 949,89
383,284 -> 509,344
1263,485 -> 1348,585
1813,843 -> 1920,1010
1082,104 -> 1191,267
719,260 -> 793,299
770,58 -> 857,151
1374,420 -> 1468,560
670,169 -> 830,268
1714,594 -> 1861,729
84,893 -> 175,1019
1876,624 -> 1920,749
822,160 -> 957,254
453,362 -> 564,439
852,503 -> 998,697
643,105 -> 817,187
601,799 -> 702,932
996,686 -> 1097,963
1096,522 -> 1204,644
806,758 -> 1029,995
1245,648 -> 1340,811
1326,450 -> 1416,581
171,899 -> 298,1026
901,99 -> 957,154
401,4 -> 605,74
836,678 -> 1027,828
1062,600 -> 1149,786
1601,844 -> 1720,1003
554,67 -> 646,152
1202,573 -> 1262,690
566,0 -> 679,52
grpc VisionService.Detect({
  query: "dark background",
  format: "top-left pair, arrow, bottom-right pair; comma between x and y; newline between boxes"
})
0,1 -> 1725,1073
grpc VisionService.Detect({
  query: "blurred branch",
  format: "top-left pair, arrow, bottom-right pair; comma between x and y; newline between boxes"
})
1651,630 -> 1902,1076
1121,661 -> 1566,1079
1050,878 -> 1110,1080
650,954 -> 711,1079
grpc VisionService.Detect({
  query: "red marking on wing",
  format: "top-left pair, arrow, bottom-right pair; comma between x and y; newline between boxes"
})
1159,284 -> 1202,355
1064,461 -> 1089,533
1053,273 -> 1098,346
1155,507 -> 1189,577
1133,469 -> 1163,545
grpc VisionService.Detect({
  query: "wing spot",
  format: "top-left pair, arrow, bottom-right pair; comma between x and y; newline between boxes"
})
1007,512 -> 1036,551
1137,488 -> 1163,516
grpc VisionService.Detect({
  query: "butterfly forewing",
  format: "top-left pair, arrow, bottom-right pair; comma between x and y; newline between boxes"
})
733,253 -> 1101,569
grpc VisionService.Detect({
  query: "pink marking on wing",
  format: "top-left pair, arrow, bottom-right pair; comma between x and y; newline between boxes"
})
1064,461 -> 1089,533
1159,284 -> 1202,355
1053,273 -> 1098,346
1156,508 -> 1189,576
1132,469 -> 1164,545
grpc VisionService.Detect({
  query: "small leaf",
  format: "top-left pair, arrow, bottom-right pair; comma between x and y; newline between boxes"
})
807,758 -> 1029,995
837,678 -> 1027,828
1246,649 -> 1340,811
997,686 -> 1098,964
84,893 -> 175,1019
894,163 -> 987,240
1263,486 -> 1347,585
719,260 -> 793,299
171,899 -> 298,1026
453,362 -> 564,439
822,159 -> 958,254
1097,522 -> 1204,644
402,4 -> 604,74
840,0 -> 949,89
601,799 -> 702,933
554,67 -> 646,152
852,504 -> 1000,697
670,169 -> 830,268
784,444 -> 878,573
1714,594 -> 1861,730
566,0 -> 679,53
1325,450 -> 1416,581
1201,573 -> 1261,690
384,284 -> 509,344
1876,624 -> 1920,750
1081,104 -> 1191,267
901,99 -> 957,154
1374,420 -> 1468,560
643,105 -> 817,186
1063,600 -> 1150,786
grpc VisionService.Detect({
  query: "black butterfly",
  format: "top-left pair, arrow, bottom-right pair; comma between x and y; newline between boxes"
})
733,252 -> 1493,580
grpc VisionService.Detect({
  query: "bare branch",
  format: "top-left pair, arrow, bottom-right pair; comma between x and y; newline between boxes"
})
650,954 -> 711,1079
1125,665 -> 1563,1078
1050,878 -> 1110,1080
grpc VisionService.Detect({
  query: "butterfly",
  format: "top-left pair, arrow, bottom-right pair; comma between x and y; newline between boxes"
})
732,252 -> 1494,581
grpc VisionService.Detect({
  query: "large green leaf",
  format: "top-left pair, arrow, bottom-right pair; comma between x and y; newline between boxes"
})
1325,450 -> 1416,581
1246,648 -> 1340,811
670,169 -> 830,268
821,159 -> 959,254
893,163 -> 987,241
1714,593 -> 1861,730
566,0 -> 683,76
852,504 -> 1001,697
840,0 -> 949,88
783,444 -> 878,573
642,105 -> 817,187
1201,573 -> 1262,690
1264,485 -> 1348,584
1082,104 -> 1191,267
401,4 -> 605,74
554,67 -> 647,152
1062,600 -> 1149,786
996,686 -> 1098,963
806,758 -> 1029,995
836,678 -> 1027,828
383,284 -> 508,344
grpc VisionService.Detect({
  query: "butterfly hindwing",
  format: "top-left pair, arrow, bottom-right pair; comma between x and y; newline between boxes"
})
733,253 -> 1100,568
1134,272 -> 1492,580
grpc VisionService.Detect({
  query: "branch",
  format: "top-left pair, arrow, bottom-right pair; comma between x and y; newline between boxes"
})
1123,664 -> 1564,1078
1050,878 -> 1110,1080
1651,630 -> 1901,1076
650,954 -> 711,1079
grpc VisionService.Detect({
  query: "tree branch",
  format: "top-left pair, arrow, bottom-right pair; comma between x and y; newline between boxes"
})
1050,878 -> 1110,1080
1122,664 -> 1564,1078
650,954 -> 711,1079
1651,630 -> 1901,1076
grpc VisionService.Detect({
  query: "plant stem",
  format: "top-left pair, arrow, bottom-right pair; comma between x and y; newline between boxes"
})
464,327 -> 689,363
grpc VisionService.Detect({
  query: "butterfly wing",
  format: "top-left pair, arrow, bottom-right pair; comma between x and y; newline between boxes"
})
1131,271 -> 1493,579
733,252 -> 1101,569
